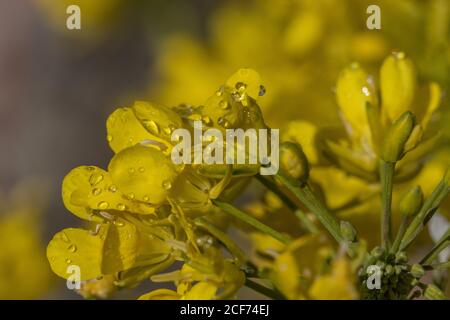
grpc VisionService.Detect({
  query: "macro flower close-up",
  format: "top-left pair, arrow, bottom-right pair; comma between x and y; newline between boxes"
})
0,0 -> 449,310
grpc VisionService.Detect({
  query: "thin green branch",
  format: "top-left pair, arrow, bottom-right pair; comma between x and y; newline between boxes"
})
256,175 -> 318,233
244,278 -> 286,300
400,180 -> 449,251
380,160 -> 395,249
275,175 -> 344,244
212,199 -> 291,244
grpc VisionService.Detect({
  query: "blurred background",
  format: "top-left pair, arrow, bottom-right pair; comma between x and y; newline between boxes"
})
0,0 -> 448,299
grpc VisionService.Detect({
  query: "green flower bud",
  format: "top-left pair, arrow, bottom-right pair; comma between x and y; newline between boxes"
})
399,186 -> 423,217
384,264 -> 394,276
381,111 -> 416,163
279,142 -> 309,185
395,251 -> 408,263
371,246 -> 384,259
340,220 -> 357,242
410,264 -> 425,279
423,284 -> 447,300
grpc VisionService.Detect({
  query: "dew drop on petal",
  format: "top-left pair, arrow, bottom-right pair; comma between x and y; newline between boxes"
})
127,193 -> 135,200
92,188 -> 102,196
98,201 -> 109,210
65,258 -> 72,264
162,180 -> 172,190
219,100 -> 229,109
259,85 -> 266,96
138,167 -> 145,173
106,135 -> 113,142
68,244 -> 77,253
109,185 -> 117,193
116,203 -> 126,211
89,173 -> 104,186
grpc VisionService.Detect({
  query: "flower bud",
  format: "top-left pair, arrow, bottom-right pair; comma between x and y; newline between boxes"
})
423,284 -> 447,300
395,251 -> 408,263
336,63 -> 377,134
370,246 -> 384,259
380,52 -> 417,121
381,111 -> 416,163
410,264 -> 425,279
279,142 -> 309,185
399,185 -> 423,217
340,220 -> 357,242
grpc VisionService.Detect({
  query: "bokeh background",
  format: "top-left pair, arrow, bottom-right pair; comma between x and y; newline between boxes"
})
0,0 -> 448,299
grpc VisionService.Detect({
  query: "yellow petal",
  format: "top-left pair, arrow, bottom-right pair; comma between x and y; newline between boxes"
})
108,145 -> 179,204
47,227 -> 108,280
138,289 -> 180,300
63,166 -> 156,218
308,259 -> 358,300
182,282 -> 218,300
421,82 -> 442,129
102,222 -> 139,274
282,120 -> 320,165
106,107 -> 168,154
380,52 -> 417,121
225,68 -> 263,100
336,63 -> 377,135
132,101 -> 182,140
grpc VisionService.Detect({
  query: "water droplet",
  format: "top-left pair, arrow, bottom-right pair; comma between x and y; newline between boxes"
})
143,195 -> 150,202
259,85 -> 266,96
60,232 -> 70,243
65,258 -> 72,264
98,201 -> 109,210
362,86 -> 371,96
68,244 -> 77,253
215,88 -> 223,97
109,185 -> 117,193
106,135 -> 113,142
128,167 -> 136,174
219,100 -> 229,109
393,51 -> 405,59
143,120 -> 160,135
138,167 -> 145,173
127,193 -> 135,200
162,180 -> 172,190
187,114 -> 202,121
114,220 -> 125,227
116,203 -> 126,211
89,173 -> 104,186
202,116 -> 212,125
218,117 -> 231,128
92,188 -> 102,196
235,82 -> 247,92
162,127 -> 172,135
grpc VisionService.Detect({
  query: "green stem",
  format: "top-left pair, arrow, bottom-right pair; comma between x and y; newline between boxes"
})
390,215 -> 409,254
400,179 -> 449,251
212,199 -> 291,244
420,227 -> 450,265
380,160 -> 395,249
275,175 -> 344,244
256,175 -> 318,233
244,278 -> 286,300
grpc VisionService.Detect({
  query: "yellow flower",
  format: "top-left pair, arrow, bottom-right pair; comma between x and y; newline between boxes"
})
0,186 -> 52,299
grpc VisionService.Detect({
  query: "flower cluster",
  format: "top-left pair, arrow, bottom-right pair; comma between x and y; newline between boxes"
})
48,54 -> 449,299
48,69 -> 270,299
